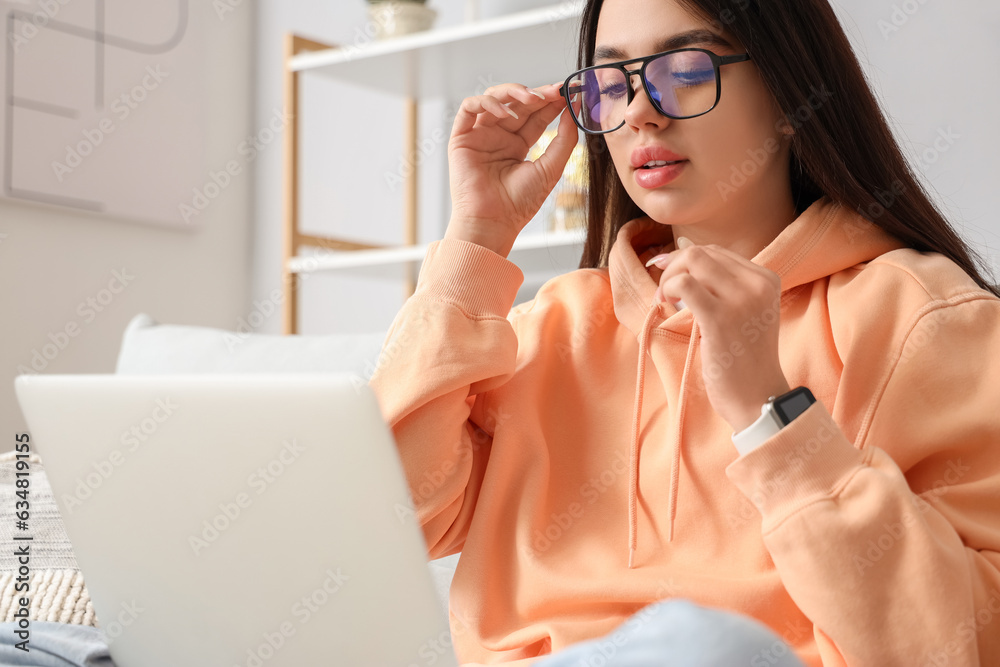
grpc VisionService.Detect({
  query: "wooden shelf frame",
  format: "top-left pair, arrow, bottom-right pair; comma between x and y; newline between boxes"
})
282,33 -> 421,334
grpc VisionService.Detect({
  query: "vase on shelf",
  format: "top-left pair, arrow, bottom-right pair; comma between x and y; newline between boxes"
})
366,0 -> 438,40
526,129 -> 588,233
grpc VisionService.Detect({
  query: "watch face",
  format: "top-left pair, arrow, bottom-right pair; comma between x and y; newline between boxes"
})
774,387 -> 816,425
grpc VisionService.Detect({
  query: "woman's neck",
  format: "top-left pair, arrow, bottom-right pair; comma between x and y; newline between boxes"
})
672,190 -> 800,260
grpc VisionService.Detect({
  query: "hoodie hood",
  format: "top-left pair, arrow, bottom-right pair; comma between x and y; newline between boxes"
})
607,196 -> 907,568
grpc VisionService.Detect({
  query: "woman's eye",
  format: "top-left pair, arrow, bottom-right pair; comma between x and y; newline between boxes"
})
672,69 -> 715,86
600,82 -> 628,99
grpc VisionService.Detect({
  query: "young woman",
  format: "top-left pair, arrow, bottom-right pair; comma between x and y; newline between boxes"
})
369,0 -> 1000,664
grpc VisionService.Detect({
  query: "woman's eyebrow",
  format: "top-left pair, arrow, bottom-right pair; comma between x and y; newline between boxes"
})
594,29 -> 735,63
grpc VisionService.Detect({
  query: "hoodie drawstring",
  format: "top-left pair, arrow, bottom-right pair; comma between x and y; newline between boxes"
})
669,318 -> 698,544
626,305 -> 699,569
627,305 -> 665,569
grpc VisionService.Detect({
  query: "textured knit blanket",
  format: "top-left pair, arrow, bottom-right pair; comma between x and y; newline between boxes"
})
0,451 -> 97,626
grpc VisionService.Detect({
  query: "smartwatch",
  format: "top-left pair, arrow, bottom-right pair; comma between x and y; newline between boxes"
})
731,386 -> 817,455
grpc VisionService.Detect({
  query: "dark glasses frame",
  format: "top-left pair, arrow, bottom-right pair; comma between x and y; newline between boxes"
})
560,47 -> 752,135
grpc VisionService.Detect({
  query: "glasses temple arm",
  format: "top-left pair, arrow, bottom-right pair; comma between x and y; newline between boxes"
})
717,53 -> 752,65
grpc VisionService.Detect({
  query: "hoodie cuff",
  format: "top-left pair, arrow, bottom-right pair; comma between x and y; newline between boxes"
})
724,401 -> 870,531
414,238 -> 525,319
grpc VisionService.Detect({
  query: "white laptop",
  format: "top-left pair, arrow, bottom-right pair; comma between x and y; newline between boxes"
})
14,373 -> 459,667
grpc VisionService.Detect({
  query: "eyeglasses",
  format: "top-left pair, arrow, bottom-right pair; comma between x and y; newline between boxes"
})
560,48 -> 752,135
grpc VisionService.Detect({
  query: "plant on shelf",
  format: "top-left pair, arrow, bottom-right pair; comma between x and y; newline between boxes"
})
365,0 -> 437,39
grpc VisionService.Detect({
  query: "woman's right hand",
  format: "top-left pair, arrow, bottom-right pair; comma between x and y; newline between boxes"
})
444,82 -> 580,257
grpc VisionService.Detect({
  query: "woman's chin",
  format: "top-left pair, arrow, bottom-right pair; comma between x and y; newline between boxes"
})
630,192 -> 699,227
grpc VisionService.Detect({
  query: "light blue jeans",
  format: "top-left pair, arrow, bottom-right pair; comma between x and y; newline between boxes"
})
0,622 -> 114,666
534,599 -> 807,667
0,600 -> 807,666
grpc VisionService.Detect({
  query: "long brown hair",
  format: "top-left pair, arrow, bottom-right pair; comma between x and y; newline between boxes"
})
575,0 -> 1000,297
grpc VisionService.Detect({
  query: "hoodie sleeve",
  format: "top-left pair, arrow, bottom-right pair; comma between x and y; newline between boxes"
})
725,294 -> 1000,666
367,238 -> 526,560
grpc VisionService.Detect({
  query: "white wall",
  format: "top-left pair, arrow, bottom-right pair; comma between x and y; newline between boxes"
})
830,0 -> 1000,280
1,2 -> 255,435
251,0 -> 999,340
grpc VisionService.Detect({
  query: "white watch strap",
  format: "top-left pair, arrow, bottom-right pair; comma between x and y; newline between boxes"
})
731,402 -> 784,456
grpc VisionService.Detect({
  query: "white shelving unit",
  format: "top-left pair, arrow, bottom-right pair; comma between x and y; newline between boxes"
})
290,4 -> 583,98
288,228 -> 586,274
281,3 -> 585,333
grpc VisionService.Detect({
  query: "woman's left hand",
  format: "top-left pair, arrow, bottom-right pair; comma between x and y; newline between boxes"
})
648,239 -> 791,432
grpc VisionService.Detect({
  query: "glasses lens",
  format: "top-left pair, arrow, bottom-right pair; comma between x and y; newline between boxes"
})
567,67 -> 629,133
645,50 -> 717,118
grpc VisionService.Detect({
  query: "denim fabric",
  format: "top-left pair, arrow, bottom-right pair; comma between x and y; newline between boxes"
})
534,599 -> 808,667
0,622 -> 115,667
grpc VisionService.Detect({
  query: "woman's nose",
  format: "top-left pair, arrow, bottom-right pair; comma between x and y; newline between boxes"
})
623,72 -> 670,131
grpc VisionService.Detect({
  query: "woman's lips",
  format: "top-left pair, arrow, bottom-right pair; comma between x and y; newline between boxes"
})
634,161 -> 688,189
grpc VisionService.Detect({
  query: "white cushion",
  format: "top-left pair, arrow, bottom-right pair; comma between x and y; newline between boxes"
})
115,313 -> 387,376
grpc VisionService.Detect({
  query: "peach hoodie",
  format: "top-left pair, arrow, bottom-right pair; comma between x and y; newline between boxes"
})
368,196 -> 1000,666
